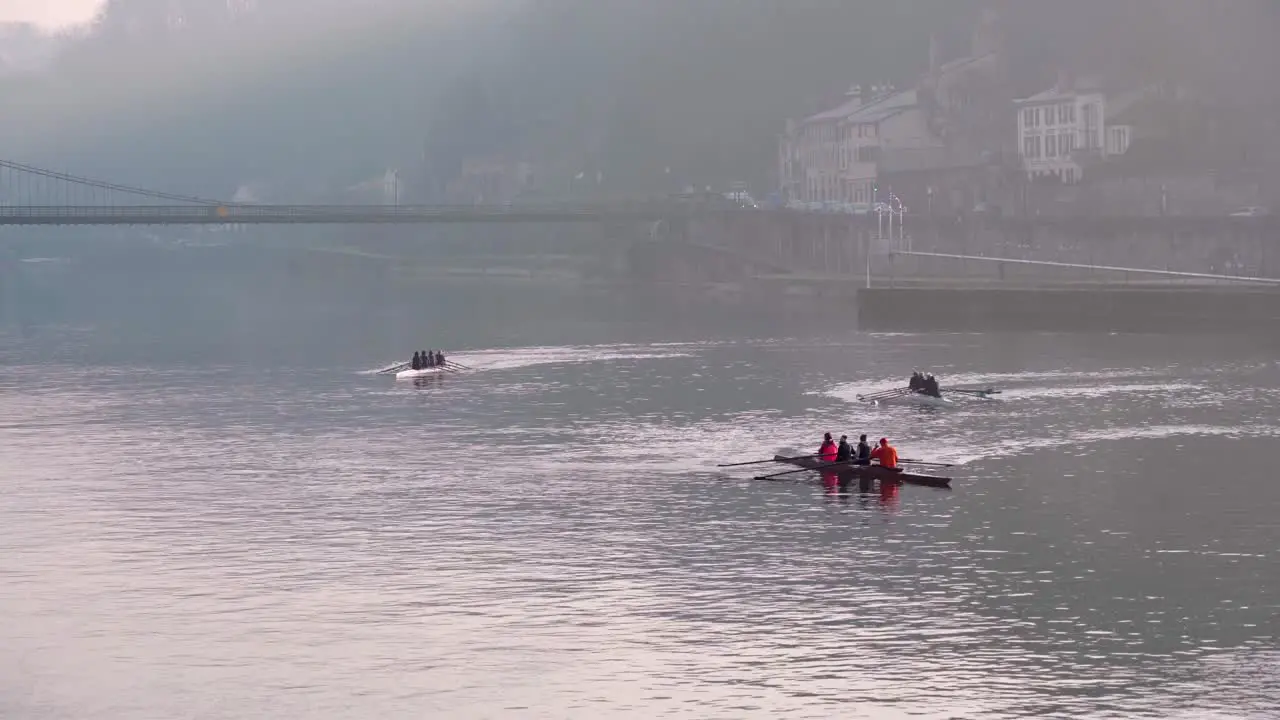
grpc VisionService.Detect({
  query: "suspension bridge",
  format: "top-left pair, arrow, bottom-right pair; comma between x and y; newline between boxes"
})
0,160 -> 698,226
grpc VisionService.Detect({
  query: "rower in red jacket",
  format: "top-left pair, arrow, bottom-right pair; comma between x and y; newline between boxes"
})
817,432 -> 839,463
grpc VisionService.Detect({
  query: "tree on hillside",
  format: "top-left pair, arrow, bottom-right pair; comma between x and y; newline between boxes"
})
423,0 -> 981,196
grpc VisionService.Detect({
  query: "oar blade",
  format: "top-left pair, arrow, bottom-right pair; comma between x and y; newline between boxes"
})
899,458 -> 955,468
719,453 -> 822,468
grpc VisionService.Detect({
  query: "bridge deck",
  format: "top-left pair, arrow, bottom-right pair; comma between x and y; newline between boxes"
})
0,204 -> 694,226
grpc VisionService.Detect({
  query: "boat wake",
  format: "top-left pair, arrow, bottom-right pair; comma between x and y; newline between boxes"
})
429,344 -> 694,372
361,343 -> 693,376
996,382 -> 1206,401
932,423 -> 1280,466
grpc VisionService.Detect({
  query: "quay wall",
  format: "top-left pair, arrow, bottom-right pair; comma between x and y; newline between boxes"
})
671,211 -> 1279,282
856,284 -> 1280,333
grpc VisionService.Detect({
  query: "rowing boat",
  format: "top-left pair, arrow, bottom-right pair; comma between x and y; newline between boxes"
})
395,367 -> 447,380
898,392 -> 952,407
859,387 -> 1000,408
771,455 -> 952,488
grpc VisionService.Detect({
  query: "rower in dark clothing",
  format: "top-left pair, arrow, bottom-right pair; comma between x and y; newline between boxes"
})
411,351 -> 421,370
923,374 -> 940,398
909,372 -> 923,391
435,350 -> 446,367
836,435 -> 852,462
423,350 -> 434,368
855,434 -> 872,465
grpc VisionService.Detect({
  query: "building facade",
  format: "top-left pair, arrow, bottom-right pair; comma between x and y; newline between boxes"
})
444,156 -> 533,205
779,6 -> 1012,210
1015,79 -> 1133,183
779,86 -> 931,208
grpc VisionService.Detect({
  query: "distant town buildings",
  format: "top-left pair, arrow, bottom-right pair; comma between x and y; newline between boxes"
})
774,3 -> 1258,218
779,85 -> 928,209
778,6 -> 1011,214
1015,76 -> 1136,183
445,157 -> 533,205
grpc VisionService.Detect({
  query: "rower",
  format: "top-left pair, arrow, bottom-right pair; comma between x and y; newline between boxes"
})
870,438 -> 899,470
411,351 -> 421,371
423,350 -> 434,368
909,372 -> 923,391
855,434 -> 872,465
436,350 -> 446,367
818,432 -> 838,463
923,374 -> 940,398
836,435 -> 852,462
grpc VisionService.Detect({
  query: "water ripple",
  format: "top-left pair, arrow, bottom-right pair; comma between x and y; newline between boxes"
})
2,336 -> 1278,719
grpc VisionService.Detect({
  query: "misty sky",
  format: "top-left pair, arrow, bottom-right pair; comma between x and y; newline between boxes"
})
0,0 -> 102,29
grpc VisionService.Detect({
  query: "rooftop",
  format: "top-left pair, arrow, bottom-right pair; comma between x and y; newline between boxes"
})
804,89 -> 918,126
938,51 -> 997,76
1016,76 -> 1106,105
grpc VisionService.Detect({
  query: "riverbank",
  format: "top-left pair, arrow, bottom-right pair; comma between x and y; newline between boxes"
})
857,282 -> 1280,332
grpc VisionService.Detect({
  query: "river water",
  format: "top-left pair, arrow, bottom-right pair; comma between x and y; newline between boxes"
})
2,249 -> 1278,719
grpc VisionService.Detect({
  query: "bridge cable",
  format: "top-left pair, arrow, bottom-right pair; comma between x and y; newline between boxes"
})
0,159 -> 231,206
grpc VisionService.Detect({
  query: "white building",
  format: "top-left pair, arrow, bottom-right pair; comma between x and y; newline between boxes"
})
1015,78 -> 1134,183
780,86 -> 936,208
779,6 -> 1008,210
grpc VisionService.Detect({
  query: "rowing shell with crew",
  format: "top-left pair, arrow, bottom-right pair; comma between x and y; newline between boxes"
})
373,350 -> 472,379
857,372 -> 1001,408
722,433 -> 954,489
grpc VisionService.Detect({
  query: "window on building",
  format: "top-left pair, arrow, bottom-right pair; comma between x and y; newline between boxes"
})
1060,132 -> 1074,155
1022,108 -> 1033,128
1024,136 -> 1036,158
1117,126 -> 1129,153
1034,136 -> 1042,158
1046,134 -> 1057,157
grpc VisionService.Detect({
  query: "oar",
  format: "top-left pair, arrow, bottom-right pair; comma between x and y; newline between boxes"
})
857,388 -> 911,403
445,360 -> 473,371
754,460 -> 856,480
869,386 -> 913,397
899,459 -> 955,468
378,362 -> 411,375
717,454 -> 820,468
859,386 -> 910,400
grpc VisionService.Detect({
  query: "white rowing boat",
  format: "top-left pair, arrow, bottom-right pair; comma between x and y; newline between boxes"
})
859,386 -> 1001,408
395,367 -> 448,380
897,392 -> 953,407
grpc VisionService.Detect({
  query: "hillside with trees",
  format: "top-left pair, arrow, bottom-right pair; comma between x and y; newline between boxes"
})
1,0 -> 1276,201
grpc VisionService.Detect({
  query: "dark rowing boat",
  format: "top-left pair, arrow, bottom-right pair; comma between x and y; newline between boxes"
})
772,455 -> 952,489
